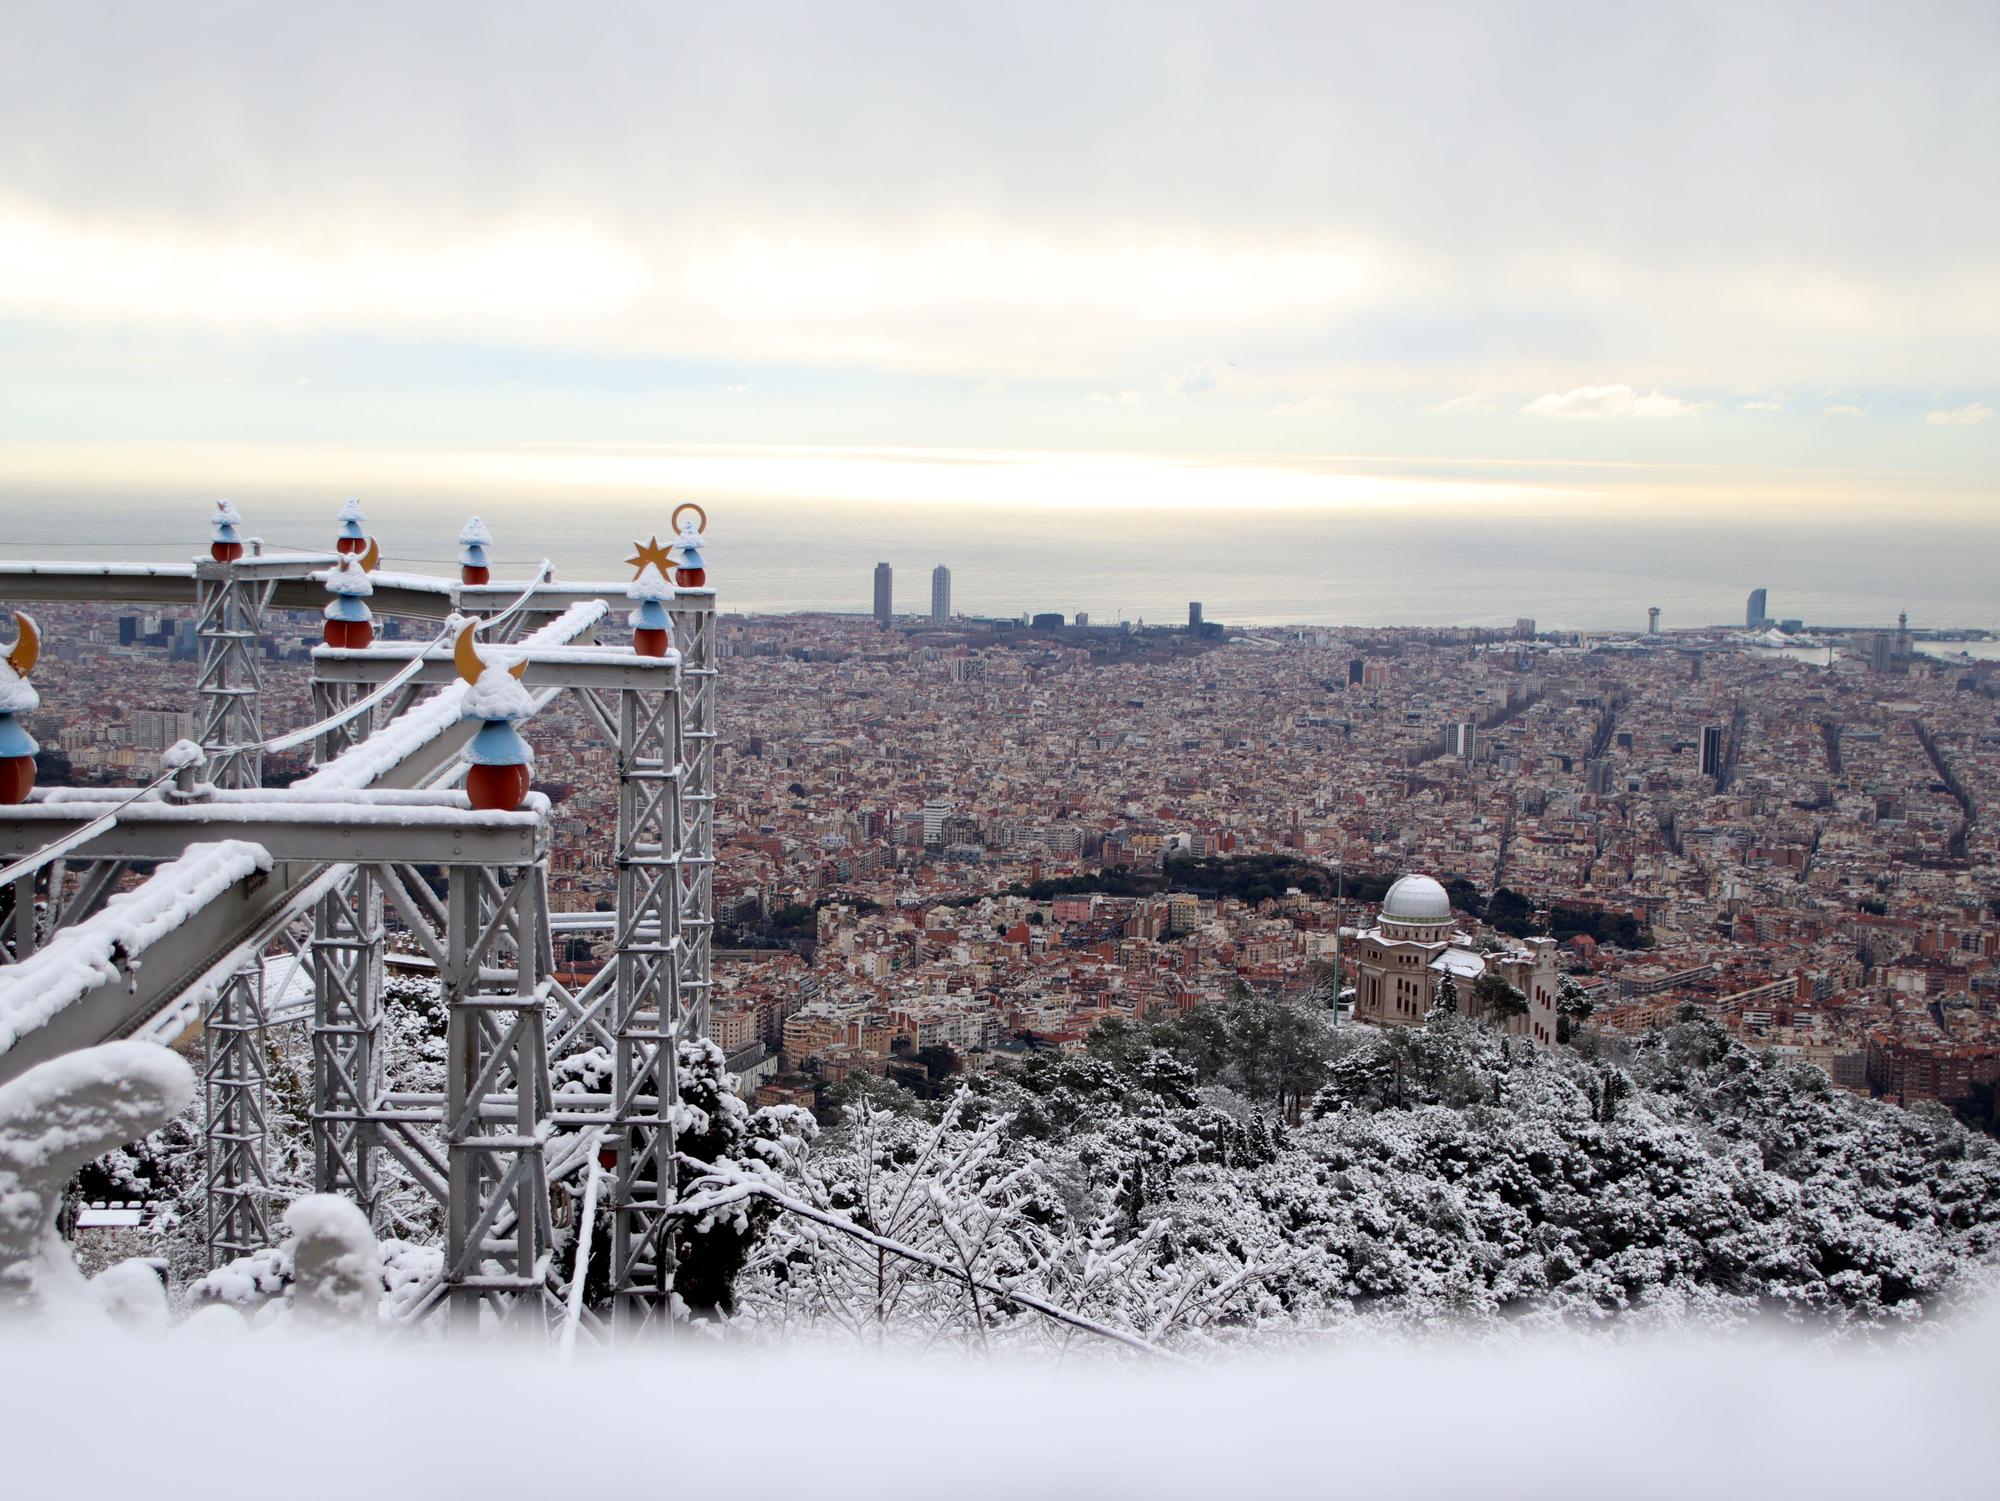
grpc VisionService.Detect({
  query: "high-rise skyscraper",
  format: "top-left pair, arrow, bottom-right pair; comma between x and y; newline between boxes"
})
1647,606 -> 1661,636
931,565 -> 951,623
1700,724 -> 1724,780
1188,601 -> 1203,633
922,798 -> 955,849
1746,588 -> 1768,628
873,562 -> 893,627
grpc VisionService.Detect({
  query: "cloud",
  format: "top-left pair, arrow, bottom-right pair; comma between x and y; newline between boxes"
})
1524,384 -> 1709,419
1739,396 -> 1784,412
723,383 -> 750,393
1926,401 -> 1991,427
1824,403 -> 1869,418
1428,393 -> 1495,415
1269,390 -> 1350,418
975,380 -> 1008,397
1168,361 -> 1220,398
1086,388 -> 1143,406
0,7 -> 1997,455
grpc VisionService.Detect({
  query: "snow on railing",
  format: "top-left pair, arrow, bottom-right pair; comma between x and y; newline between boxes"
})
0,841 -> 273,1057
559,1132 -> 605,1362
0,763 -> 181,890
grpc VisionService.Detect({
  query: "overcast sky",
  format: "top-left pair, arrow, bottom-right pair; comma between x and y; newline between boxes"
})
0,2 -> 1993,506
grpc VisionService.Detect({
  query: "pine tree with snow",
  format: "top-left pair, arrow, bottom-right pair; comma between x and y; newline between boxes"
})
1556,974 -> 1595,1043
1427,972 -> 1460,1024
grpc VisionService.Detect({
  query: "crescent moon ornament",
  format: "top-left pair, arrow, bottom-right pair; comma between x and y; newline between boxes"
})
4,613 -> 38,677
453,621 -> 485,685
453,620 -> 528,684
360,537 -> 381,572
671,502 -> 707,534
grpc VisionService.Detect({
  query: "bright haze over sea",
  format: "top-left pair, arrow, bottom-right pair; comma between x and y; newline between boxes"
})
1,442 -> 1991,633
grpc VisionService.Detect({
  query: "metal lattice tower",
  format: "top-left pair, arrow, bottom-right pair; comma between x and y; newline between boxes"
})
202,967 -> 274,1260
443,862 -> 555,1331
195,555 -> 275,1264
310,868 -> 384,1224
194,560 -> 265,790
668,591 -> 716,1036
606,669 -> 686,1325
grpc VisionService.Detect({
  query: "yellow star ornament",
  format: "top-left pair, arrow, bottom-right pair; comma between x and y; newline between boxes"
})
625,536 -> 675,577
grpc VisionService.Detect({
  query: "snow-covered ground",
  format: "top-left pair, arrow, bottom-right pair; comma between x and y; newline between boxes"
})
0,1308 -> 1994,1498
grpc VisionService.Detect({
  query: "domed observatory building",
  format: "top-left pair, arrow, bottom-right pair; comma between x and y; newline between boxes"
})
1346,873 -> 1561,1046
1349,875 -> 1460,1026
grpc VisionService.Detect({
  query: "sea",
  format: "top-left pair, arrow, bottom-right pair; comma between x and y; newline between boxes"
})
0,453 -> 1994,636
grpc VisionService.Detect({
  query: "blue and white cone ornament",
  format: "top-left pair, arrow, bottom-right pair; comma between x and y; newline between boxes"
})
210,499 -> 245,562
321,548 -> 378,648
335,498 -> 369,558
671,502 -> 707,587
454,621 -> 534,811
627,562 -> 674,656
458,516 -> 494,585
0,613 -> 41,804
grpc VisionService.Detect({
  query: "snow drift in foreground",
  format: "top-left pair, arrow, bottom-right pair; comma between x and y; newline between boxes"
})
1,1304 -> 1996,1499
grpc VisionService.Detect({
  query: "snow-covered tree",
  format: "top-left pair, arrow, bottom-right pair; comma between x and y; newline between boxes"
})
1556,973 -> 1595,1043
1427,972 -> 1460,1024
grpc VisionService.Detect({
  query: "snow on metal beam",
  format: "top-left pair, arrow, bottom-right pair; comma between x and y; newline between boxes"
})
0,794 -> 550,865
0,840 -> 279,1080
0,561 -> 200,606
0,600 -> 609,1079
312,640 -> 678,691
300,600 -> 608,790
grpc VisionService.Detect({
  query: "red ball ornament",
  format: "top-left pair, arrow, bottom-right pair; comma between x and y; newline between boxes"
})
633,626 -> 670,657
336,535 -> 368,556
0,755 -> 33,805
674,565 -> 706,587
322,619 -> 375,649
461,564 -> 490,585
211,541 -> 245,562
466,761 -> 532,812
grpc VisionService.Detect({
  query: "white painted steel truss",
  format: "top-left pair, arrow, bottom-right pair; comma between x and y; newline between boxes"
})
0,554 -> 719,1331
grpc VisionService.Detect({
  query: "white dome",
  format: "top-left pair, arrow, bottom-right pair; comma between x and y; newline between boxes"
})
1382,873 -> 1452,925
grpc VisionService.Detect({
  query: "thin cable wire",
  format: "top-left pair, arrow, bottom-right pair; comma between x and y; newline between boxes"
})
257,559 -> 553,753
0,763 -> 178,889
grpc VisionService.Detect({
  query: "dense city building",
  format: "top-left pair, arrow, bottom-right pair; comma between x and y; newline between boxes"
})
19,597 -> 2000,1122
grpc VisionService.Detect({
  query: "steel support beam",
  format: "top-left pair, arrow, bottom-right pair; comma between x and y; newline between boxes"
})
194,561 -> 267,791
668,592 -> 716,1038
312,643 -> 678,693
443,864 -> 554,1331
311,868 -> 384,1225
605,677 -> 685,1327
203,966 -> 274,1264
0,796 -> 551,866
310,678 -> 370,766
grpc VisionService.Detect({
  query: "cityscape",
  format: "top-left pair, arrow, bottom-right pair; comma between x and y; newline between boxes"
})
26,567 -> 1999,1123
0,5 -> 1996,1497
